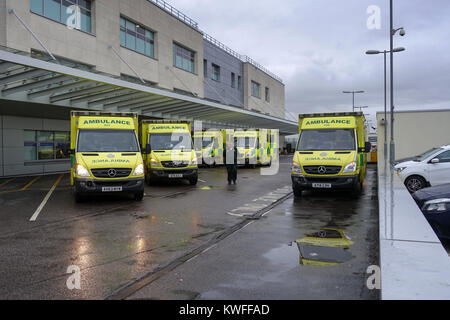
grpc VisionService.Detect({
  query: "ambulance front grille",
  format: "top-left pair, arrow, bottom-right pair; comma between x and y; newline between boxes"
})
91,168 -> 132,178
303,166 -> 342,175
161,161 -> 189,168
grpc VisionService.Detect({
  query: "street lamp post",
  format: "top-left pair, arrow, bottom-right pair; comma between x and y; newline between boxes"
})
343,90 -> 365,112
366,47 -> 405,165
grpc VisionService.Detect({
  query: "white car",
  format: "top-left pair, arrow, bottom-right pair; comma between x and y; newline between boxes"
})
395,145 -> 450,193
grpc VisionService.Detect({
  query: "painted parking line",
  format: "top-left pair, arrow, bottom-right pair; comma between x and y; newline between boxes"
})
21,176 -> 41,191
0,178 -> 15,189
29,174 -> 64,222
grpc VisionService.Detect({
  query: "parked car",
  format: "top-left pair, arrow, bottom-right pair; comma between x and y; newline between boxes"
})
412,183 -> 450,240
395,145 -> 450,193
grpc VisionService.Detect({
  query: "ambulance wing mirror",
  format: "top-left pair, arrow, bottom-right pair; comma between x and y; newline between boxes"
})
359,142 -> 372,153
142,143 -> 151,154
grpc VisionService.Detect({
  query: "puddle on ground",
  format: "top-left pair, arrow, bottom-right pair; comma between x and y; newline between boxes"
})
295,228 -> 354,266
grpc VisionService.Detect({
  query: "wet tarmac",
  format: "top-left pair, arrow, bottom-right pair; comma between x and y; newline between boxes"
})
127,165 -> 380,300
0,156 -> 296,299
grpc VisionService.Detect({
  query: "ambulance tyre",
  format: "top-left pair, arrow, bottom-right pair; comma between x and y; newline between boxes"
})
351,181 -> 362,197
189,177 -> 198,186
134,191 -> 144,201
74,191 -> 85,203
293,186 -> 303,197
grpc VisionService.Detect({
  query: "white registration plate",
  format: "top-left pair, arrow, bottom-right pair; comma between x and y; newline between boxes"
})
102,186 -> 122,192
168,174 -> 183,178
312,183 -> 332,189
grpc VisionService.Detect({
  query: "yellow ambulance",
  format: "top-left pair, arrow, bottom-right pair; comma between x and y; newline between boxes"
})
193,129 -> 225,166
70,111 -> 145,202
291,112 -> 371,197
233,129 -> 272,168
141,120 -> 198,185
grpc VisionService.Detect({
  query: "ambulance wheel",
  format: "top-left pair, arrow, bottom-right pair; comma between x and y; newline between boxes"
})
189,177 -> 198,186
250,164 -> 256,169
351,181 -> 363,197
134,191 -> 144,201
74,191 -> 85,203
293,186 -> 303,197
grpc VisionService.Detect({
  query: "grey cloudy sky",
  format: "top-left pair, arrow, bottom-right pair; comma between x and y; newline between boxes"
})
171,0 -> 450,127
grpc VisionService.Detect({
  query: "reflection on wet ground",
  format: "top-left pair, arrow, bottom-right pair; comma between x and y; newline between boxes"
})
295,228 -> 354,266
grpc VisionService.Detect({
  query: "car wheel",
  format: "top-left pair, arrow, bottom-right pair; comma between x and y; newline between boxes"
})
293,186 -> 302,197
189,177 -> 198,186
134,191 -> 144,201
405,176 -> 427,193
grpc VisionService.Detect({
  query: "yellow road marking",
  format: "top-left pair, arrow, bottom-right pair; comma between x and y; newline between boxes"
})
0,178 -> 15,189
29,174 -> 64,222
21,176 -> 41,191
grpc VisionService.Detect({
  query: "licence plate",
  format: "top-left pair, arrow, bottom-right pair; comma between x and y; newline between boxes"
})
102,186 -> 122,192
312,183 -> 332,189
168,174 -> 183,178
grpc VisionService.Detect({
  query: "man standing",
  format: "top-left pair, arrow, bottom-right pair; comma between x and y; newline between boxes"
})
224,140 -> 238,184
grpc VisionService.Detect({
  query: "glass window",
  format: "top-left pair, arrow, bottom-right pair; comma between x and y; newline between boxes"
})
149,133 -> 192,151
24,130 -> 70,161
120,16 -> 155,58
265,87 -> 270,102
173,43 -> 195,73
251,81 -> 260,98
297,129 -> 356,151
31,0 -> 92,33
238,76 -> 242,91
24,130 -> 37,161
44,0 -> 61,21
212,64 -> 220,81
30,0 -> 44,15
77,130 -> 139,152
231,72 -> 235,88
435,150 -> 450,163
55,132 -> 70,159
38,131 -> 55,160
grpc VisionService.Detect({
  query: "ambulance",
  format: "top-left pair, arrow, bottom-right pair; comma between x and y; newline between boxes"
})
70,111 -> 145,202
291,112 -> 371,197
193,129 -> 225,166
233,129 -> 273,168
141,120 -> 198,185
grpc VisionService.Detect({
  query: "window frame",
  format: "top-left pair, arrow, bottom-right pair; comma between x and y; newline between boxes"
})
211,63 -> 220,82
24,129 -> 71,162
30,0 -> 93,34
120,16 -> 156,59
265,86 -> 270,102
251,80 -> 261,98
173,43 -> 196,74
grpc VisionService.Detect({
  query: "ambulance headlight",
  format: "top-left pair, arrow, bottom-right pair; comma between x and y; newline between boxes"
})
191,157 -> 198,166
292,161 -> 302,174
150,157 -> 161,168
76,164 -> 90,177
343,161 -> 357,173
133,163 -> 144,176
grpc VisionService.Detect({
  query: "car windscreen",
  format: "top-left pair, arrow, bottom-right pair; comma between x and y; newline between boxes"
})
416,147 -> 443,161
236,137 -> 257,148
202,137 -> 214,148
77,129 -> 139,152
297,129 -> 356,151
149,133 -> 192,151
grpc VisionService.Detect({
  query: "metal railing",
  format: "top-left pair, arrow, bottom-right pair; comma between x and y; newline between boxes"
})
241,55 -> 284,84
203,33 -> 284,84
147,0 -> 199,29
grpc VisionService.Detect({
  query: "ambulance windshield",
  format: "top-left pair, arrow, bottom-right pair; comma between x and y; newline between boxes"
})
297,129 -> 356,151
77,129 -> 139,152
